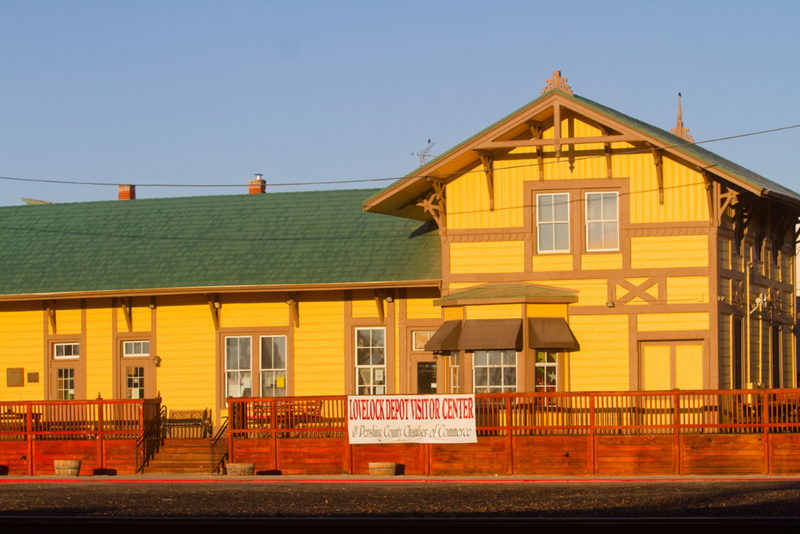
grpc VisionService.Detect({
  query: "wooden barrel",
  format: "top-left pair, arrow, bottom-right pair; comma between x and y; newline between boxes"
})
368,462 -> 396,476
54,459 -> 81,476
226,462 -> 255,476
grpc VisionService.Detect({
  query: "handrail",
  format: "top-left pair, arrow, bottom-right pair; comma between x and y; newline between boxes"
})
224,389 -> 800,439
209,417 -> 229,474
135,403 -> 166,474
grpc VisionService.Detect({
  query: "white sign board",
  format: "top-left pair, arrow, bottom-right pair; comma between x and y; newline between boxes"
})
347,394 -> 477,444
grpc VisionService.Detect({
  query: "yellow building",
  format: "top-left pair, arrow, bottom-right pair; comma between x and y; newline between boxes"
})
1,72 -> 797,424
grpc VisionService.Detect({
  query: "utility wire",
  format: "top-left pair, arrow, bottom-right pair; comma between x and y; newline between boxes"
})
0,123 -> 798,190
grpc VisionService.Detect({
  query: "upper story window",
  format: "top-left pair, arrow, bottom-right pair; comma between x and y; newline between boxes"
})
537,193 -> 570,253
585,192 -> 619,251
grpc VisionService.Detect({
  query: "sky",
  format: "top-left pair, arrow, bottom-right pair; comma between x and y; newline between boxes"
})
1,0 -> 799,207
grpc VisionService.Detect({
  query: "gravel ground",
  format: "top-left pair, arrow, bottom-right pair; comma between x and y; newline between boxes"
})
1,481 -> 800,518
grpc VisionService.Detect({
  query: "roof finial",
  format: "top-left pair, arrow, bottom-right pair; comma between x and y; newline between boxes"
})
541,71 -> 573,95
670,92 -> 694,143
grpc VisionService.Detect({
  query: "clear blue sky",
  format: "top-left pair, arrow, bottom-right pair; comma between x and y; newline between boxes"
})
1,0 -> 799,206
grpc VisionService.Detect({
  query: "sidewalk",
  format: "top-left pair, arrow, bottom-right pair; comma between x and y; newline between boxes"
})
4,473 -> 800,484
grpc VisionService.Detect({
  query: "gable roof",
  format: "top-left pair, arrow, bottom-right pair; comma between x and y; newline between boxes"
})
0,189 -> 441,299
365,89 -> 800,218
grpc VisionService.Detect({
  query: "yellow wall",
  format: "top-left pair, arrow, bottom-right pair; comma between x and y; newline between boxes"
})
631,235 -> 708,269
531,254 -> 572,272
526,304 -> 567,318
55,306 -> 82,335
581,254 -> 622,271
351,298 -> 379,319
156,295 -> 217,410
666,276 -> 709,305
466,304 -> 522,320
443,307 -> 463,321
532,279 -> 607,307
637,312 -> 709,332
220,294 -> 289,328
293,294 -> 345,396
569,314 -> 630,391
0,303 -> 44,401
450,241 -> 524,274
86,300 -> 113,399
406,297 -> 441,319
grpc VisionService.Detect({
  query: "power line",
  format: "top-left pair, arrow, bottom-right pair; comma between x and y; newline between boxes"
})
0,123 -> 798,191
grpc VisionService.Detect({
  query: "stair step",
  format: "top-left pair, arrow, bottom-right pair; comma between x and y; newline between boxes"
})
149,454 -> 208,461
146,467 -> 212,474
157,446 -> 210,454
147,460 -> 211,468
160,439 -> 210,447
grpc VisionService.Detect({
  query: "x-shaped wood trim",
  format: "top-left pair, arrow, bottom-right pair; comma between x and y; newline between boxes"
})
615,278 -> 660,304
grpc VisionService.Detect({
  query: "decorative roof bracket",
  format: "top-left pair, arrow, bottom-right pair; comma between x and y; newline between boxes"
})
416,178 -> 447,231
207,294 -> 220,330
45,301 -> 56,335
475,150 -> 495,211
527,121 -> 545,181
120,297 -> 133,333
650,147 -> 664,205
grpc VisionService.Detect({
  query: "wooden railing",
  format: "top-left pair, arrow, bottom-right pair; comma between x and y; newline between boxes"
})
227,389 -> 800,437
0,398 -> 161,475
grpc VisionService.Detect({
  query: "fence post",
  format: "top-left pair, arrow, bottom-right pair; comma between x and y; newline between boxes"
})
673,392 -> 681,475
97,399 -> 105,472
227,402 -> 234,465
26,403 -> 33,476
271,400 -> 278,472
762,390 -> 770,474
505,395 -> 513,475
588,395 -> 595,475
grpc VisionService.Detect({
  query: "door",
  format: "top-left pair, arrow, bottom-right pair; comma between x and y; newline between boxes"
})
640,341 -> 704,391
410,354 -> 442,394
118,339 -> 156,399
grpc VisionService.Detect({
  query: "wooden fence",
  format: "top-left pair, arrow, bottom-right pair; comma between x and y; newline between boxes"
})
0,398 -> 161,475
227,389 -> 800,476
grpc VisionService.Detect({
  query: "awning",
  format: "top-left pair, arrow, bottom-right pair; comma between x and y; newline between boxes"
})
528,317 -> 579,350
458,319 -> 523,351
424,320 -> 462,351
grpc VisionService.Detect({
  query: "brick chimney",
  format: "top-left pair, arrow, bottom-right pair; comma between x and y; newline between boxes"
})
118,185 -> 136,200
249,174 -> 266,194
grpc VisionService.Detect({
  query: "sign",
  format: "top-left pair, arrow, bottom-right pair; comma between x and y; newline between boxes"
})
347,394 -> 477,444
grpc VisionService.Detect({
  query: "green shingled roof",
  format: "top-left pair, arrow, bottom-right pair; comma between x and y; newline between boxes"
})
0,189 -> 441,296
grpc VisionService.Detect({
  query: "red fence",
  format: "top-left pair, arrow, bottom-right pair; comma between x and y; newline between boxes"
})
227,389 -> 800,476
0,398 -> 161,475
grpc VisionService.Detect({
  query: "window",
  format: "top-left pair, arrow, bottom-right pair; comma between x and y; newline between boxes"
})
225,337 -> 252,398
586,192 -> 619,251
535,350 -> 558,392
123,340 -> 150,357
537,193 -> 570,253
473,350 -> 516,393
54,343 -> 80,360
125,367 -> 145,399
260,336 -> 287,397
412,330 -> 436,351
448,352 -> 460,393
56,368 -> 75,400
356,328 -> 386,395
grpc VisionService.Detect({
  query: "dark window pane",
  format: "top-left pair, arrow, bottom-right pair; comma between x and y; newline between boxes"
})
503,367 -> 516,387
372,329 -> 385,348
372,348 -> 385,366
489,368 -> 502,386
357,348 -> 370,365
274,338 -> 286,369
357,330 -> 370,348
261,338 -> 273,370
475,368 -> 488,387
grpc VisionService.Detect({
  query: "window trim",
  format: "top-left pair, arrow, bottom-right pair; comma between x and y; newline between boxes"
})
355,326 -> 388,396
536,193 -> 571,254
584,191 -> 620,252
53,342 -> 80,360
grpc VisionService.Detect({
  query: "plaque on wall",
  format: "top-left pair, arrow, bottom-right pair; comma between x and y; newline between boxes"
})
27,372 -> 39,384
6,368 -> 23,387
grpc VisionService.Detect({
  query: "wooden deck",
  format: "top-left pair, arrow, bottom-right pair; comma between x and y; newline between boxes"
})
0,398 -> 161,475
227,390 -> 800,476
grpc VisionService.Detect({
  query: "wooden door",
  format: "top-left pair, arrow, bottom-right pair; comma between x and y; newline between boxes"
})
640,341 -> 705,391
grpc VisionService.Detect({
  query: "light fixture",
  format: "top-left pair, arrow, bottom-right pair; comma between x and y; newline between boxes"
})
152,355 -> 162,367
213,301 -> 221,309
148,303 -> 156,310
605,301 -> 615,308
385,296 -> 393,303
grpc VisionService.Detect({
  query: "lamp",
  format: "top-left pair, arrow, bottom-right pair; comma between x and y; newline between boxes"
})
152,355 -> 162,367
605,301 -> 615,308
385,296 -> 393,303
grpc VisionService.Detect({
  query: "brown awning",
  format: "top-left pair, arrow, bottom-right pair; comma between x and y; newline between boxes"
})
458,319 -> 523,351
528,317 -> 579,350
424,320 -> 462,352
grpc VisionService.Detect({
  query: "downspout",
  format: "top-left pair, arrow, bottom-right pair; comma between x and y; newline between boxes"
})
746,262 -> 751,387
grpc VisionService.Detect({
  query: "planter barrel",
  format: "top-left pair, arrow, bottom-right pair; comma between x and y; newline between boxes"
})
368,462 -> 396,476
226,462 -> 255,476
54,460 -> 81,476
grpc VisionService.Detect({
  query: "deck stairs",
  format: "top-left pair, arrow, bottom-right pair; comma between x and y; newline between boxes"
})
144,438 -> 211,474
